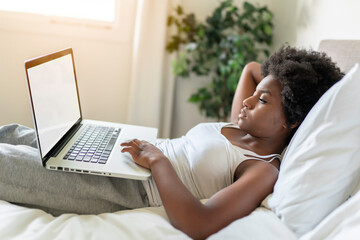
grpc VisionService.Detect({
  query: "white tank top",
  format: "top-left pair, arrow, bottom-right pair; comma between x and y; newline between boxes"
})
142,122 -> 280,207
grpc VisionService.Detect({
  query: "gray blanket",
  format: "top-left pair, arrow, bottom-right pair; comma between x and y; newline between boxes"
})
0,124 -> 149,216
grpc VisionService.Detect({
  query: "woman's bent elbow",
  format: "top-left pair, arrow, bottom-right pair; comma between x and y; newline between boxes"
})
171,218 -> 219,240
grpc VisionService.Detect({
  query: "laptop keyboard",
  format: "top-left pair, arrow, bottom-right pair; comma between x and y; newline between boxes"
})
63,125 -> 120,164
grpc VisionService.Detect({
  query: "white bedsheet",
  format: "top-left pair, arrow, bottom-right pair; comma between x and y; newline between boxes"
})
0,200 -> 188,240
300,189 -> 360,240
1,192 -> 359,240
0,199 -> 296,240
209,207 -> 297,240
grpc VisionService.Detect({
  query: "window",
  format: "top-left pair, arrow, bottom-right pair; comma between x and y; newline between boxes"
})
0,0 -> 115,22
0,0 -> 135,42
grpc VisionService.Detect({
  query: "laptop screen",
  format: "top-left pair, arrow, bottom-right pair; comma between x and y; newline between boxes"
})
26,49 -> 81,159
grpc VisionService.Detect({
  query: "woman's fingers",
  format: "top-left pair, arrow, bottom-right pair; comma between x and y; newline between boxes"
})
121,139 -> 141,150
120,139 -> 164,170
132,139 -> 143,145
121,146 -> 139,159
121,139 -> 149,147
120,139 -> 151,157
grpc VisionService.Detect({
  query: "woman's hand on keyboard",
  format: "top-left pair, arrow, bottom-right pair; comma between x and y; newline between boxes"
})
120,139 -> 168,169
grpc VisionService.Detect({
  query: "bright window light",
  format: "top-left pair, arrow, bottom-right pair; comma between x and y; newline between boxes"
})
0,0 -> 115,22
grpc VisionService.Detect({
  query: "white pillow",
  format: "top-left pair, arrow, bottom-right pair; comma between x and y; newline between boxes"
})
300,189 -> 360,240
268,64 -> 360,237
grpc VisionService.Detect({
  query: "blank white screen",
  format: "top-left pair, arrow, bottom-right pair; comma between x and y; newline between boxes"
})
27,54 -> 81,158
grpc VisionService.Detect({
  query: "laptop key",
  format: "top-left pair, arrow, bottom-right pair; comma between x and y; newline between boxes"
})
105,138 -> 116,151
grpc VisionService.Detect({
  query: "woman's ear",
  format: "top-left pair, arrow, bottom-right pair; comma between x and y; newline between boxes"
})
282,122 -> 300,130
290,122 -> 300,129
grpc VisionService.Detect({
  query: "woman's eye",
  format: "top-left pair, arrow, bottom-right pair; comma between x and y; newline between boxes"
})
259,98 -> 267,104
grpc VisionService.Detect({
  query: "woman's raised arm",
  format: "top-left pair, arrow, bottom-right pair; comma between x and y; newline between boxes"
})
231,62 -> 263,123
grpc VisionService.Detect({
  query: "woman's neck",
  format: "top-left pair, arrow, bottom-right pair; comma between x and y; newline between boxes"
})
221,127 -> 288,156
240,132 -> 287,155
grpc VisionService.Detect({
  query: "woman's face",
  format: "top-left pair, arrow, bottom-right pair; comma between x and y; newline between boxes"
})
238,75 -> 288,138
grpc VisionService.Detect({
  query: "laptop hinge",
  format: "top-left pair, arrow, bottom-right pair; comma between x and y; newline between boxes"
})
44,123 -> 83,164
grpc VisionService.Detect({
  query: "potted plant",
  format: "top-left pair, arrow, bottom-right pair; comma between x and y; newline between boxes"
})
166,0 -> 273,122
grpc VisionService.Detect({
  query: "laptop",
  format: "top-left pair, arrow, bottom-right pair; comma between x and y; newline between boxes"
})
24,48 -> 157,181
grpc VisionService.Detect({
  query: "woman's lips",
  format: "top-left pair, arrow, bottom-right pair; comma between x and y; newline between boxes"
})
238,108 -> 247,118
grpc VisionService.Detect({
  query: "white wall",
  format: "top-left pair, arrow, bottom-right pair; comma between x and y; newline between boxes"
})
272,0 -> 360,50
0,1 -> 136,128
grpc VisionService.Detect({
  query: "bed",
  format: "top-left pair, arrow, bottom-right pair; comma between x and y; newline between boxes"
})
0,39 -> 360,239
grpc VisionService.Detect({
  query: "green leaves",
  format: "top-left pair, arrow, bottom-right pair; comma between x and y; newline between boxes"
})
176,6 -> 183,15
243,2 -> 256,12
172,52 -> 189,77
166,0 -> 273,121
263,24 -> 272,35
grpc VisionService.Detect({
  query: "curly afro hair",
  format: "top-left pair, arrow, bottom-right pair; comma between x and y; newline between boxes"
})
261,45 -> 344,132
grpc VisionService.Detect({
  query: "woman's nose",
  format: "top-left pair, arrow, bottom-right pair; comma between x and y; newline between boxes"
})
243,95 -> 255,109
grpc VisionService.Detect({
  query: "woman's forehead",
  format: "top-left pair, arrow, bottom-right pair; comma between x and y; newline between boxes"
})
257,75 -> 282,93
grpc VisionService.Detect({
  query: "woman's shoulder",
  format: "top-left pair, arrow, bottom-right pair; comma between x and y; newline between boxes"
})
194,122 -> 231,128
234,158 -> 280,182
186,122 -> 229,134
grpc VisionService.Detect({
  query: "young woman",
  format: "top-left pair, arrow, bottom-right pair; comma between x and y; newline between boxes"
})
120,46 -> 344,239
0,46 -> 343,239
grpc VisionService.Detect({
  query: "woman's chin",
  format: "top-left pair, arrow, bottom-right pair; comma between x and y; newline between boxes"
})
237,122 -> 245,131
237,118 -> 245,127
